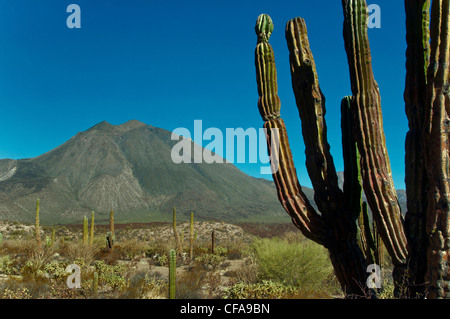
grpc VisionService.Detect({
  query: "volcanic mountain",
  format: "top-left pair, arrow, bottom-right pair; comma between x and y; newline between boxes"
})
0,120 -> 295,224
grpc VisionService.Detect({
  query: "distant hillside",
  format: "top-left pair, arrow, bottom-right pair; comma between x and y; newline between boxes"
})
0,120 -> 407,225
0,120 -> 289,224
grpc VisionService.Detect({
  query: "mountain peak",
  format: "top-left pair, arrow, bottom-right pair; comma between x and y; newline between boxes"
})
118,120 -> 147,131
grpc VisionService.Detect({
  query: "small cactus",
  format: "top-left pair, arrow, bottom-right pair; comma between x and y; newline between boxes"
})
172,207 -> 182,255
0,232 -> 3,245
51,227 -> 56,247
169,249 -> 176,299
211,229 -> 216,255
35,198 -> 41,248
106,231 -> 114,251
83,216 -> 88,246
90,211 -> 95,247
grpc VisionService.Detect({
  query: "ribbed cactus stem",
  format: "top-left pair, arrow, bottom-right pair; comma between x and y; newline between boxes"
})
255,14 -> 326,244
83,216 -> 88,246
169,249 -> 176,299
404,0 -> 431,299
35,198 -> 41,247
90,211 -> 95,247
423,0 -> 450,299
342,0 -> 408,267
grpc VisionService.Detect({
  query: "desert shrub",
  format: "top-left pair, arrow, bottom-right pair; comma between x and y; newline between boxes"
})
223,280 -> 298,299
0,256 -> 17,276
195,254 -> 222,270
176,265 -> 207,299
251,235 -> 335,293
115,239 -> 147,260
94,260 -> 128,291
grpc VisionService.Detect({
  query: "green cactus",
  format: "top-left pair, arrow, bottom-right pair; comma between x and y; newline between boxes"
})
169,249 -> 176,299
90,211 -> 95,247
254,0 -> 449,298
106,231 -> 114,251
51,227 -> 56,248
0,232 -> 3,245
35,198 -> 41,248
172,207 -> 182,256
83,216 -> 89,246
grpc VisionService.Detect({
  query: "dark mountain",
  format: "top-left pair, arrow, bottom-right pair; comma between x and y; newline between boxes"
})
0,120 -> 291,224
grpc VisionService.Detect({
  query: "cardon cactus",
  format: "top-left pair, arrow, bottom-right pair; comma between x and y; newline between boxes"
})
169,249 -> 176,299
254,0 -> 450,298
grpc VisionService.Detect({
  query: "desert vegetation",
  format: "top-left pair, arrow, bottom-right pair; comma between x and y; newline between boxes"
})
0,205 -> 398,299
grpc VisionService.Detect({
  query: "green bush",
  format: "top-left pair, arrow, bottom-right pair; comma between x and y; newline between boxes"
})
223,280 -> 297,299
251,235 -> 335,292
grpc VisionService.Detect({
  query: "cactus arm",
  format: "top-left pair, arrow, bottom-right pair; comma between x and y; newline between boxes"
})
285,17 -> 344,214
83,216 -> 89,245
342,0 -> 408,266
423,0 -> 450,299
255,14 -> 326,245
189,212 -> 194,260
404,0 -> 431,298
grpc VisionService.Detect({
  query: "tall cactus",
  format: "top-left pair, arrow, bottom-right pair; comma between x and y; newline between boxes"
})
256,13 -> 368,296
35,198 -> 41,248
254,0 -> 450,299
403,0 -> 431,298
83,216 -> 88,246
422,0 -> 450,299
172,207 -> 182,256
169,249 -> 176,299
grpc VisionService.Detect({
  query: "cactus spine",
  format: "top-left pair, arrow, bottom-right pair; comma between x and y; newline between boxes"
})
169,249 -> 176,299
90,211 -> 95,247
83,216 -> 88,246
189,212 -> 195,261
35,198 -> 41,248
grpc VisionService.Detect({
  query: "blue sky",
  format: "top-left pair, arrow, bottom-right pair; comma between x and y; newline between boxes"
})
0,0 -> 408,189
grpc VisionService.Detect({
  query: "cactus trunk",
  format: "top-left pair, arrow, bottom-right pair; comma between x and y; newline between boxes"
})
169,249 -> 176,299
423,0 -> 450,299
172,207 -> 183,256
403,0 -> 431,298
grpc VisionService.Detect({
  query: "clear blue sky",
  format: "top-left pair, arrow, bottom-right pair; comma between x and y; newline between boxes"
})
0,0 -> 408,189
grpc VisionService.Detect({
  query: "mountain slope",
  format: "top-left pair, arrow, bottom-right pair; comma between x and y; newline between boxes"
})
0,120 -> 289,224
